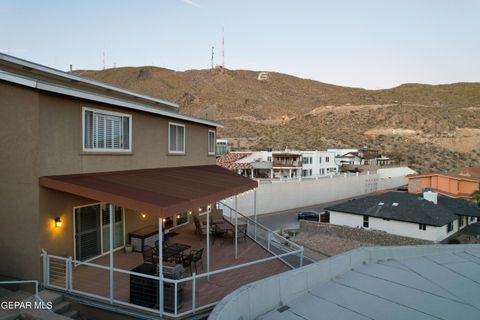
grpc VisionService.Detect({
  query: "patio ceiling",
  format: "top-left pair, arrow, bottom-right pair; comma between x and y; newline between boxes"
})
39,165 -> 257,217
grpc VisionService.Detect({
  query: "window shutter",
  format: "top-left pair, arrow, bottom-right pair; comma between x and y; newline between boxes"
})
94,114 -> 106,149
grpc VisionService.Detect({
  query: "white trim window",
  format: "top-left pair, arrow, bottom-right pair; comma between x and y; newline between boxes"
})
168,122 -> 186,154
208,130 -> 216,155
83,107 -> 132,152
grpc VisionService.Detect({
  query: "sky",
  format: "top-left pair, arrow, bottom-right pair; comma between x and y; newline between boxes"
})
1,0 -> 479,89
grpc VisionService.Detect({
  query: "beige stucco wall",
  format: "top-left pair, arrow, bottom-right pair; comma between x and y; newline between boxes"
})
0,82 -> 41,279
1,79 -> 217,280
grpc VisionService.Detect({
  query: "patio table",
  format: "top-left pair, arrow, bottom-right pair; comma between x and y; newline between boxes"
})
158,243 -> 191,261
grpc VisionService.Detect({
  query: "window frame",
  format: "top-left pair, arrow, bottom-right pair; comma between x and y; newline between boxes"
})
168,122 -> 186,154
82,107 -> 132,153
363,215 -> 369,228
208,129 -> 216,155
447,222 -> 453,233
419,223 -> 427,231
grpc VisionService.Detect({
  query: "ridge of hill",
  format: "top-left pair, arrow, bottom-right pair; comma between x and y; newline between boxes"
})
75,67 -> 480,173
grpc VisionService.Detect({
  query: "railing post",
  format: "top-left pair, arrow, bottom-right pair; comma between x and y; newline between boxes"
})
192,272 -> 196,313
46,255 -> 50,287
158,272 -> 164,317
174,281 -> 178,316
109,204 -> 114,304
35,280 -> 39,302
65,257 -> 69,291
68,256 -> 73,292
267,232 -> 271,251
299,247 -> 304,268
41,249 -> 48,287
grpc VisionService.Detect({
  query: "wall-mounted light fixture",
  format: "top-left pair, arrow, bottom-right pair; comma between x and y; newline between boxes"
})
176,215 -> 181,219
54,217 -> 62,228
188,211 -> 192,215
207,205 -> 211,210
141,213 -> 147,219
198,208 -> 202,212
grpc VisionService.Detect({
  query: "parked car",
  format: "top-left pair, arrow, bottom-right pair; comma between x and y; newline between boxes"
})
297,210 -> 319,221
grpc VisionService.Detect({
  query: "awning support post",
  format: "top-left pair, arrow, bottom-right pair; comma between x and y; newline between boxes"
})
158,217 -> 164,316
206,206 -> 210,281
109,204 -> 114,304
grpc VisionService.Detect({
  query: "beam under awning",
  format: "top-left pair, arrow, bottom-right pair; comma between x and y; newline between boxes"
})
39,165 -> 257,217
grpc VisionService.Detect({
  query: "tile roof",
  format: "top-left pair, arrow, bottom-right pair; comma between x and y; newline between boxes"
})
216,152 -> 252,170
325,191 -> 480,226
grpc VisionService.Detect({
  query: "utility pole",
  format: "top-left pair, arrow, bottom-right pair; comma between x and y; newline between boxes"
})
102,51 -> 106,70
211,46 -> 214,69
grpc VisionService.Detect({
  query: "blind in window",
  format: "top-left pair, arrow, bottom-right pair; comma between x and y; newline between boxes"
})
84,109 -> 130,151
208,131 -> 215,154
169,124 -> 185,152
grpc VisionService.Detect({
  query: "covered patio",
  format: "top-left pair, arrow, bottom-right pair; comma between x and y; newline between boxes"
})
40,165 -> 303,318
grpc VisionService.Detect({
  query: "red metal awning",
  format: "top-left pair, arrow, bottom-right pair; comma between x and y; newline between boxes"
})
39,165 -> 257,217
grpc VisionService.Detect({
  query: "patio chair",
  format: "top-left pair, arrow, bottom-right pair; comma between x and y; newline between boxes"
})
190,248 -> 204,273
193,215 -> 207,238
143,245 -> 159,264
211,224 -> 227,245
175,253 -> 193,274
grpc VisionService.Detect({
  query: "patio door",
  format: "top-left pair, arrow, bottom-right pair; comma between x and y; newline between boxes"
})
74,203 -> 125,261
74,204 -> 101,261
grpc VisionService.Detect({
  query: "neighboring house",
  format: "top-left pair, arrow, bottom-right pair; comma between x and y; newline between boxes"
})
325,191 -> 480,242
408,166 -> 480,198
217,150 -> 338,179
300,151 -> 338,177
0,54 -> 299,318
215,138 -> 229,156
328,147 -> 395,172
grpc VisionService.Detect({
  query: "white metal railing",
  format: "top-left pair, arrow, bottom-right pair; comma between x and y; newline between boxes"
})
41,206 -> 304,318
0,279 -> 53,312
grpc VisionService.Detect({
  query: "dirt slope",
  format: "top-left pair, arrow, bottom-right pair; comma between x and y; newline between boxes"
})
75,67 -> 480,173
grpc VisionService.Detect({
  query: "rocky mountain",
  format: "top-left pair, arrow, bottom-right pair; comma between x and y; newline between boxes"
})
75,67 -> 480,173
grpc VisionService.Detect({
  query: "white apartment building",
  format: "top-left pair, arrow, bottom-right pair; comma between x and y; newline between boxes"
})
301,150 -> 338,177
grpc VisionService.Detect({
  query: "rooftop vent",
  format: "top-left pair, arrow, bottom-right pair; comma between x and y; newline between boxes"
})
277,305 -> 290,313
392,203 -> 399,207
423,190 -> 438,205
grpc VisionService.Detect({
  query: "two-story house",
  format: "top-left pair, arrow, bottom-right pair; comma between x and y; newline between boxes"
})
0,54 -> 300,318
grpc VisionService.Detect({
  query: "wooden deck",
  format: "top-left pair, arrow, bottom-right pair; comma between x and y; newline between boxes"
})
70,223 -> 290,314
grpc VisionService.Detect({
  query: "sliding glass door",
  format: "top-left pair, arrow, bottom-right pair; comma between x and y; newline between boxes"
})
74,203 -> 124,261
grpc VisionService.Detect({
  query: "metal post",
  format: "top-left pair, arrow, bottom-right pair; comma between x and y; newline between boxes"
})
174,282 -> 178,316
235,207 -> 238,259
158,217 -> 164,315
68,257 -> 73,292
192,272 -> 196,313
67,256 -> 72,291
206,207 -> 210,280
299,247 -> 304,268
109,204 -> 114,304
254,189 -> 257,241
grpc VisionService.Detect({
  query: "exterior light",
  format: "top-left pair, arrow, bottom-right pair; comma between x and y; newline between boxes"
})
198,208 -> 202,212
188,211 -> 192,215
141,213 -> 147,219
207,205 -> 211,210
162,218 -> 166,222
176,215 -> 181,219
54,217 -> 62,228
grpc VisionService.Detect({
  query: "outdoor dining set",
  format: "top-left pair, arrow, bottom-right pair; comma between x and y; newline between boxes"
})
142,241 -> 204,274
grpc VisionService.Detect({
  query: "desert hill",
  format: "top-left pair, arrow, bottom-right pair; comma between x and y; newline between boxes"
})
75,67 -> 480,173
